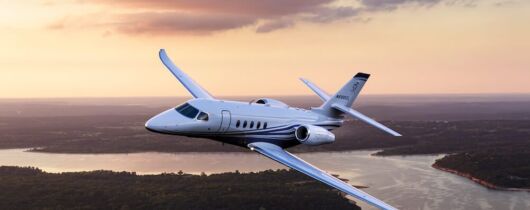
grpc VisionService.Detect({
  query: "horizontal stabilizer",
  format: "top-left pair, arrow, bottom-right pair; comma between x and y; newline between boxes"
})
299,78 -> 330,102
332,104 -> 401,136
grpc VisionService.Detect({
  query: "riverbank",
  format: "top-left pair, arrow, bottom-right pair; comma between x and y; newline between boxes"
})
432,163 -> 530,192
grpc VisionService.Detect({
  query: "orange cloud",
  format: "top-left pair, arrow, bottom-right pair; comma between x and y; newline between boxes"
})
49,0 -> 494,35
115,12 -> 257,35
88,0 -> 333,16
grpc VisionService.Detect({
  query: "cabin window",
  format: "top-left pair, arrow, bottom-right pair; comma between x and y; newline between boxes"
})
197,112 -> 209,121
250,121 -> 254,128
236,120 -> 241,128
256,122 -> 261,129
243,121 -> 247,128
175,103 -> 199,119
263,122 -> 268,129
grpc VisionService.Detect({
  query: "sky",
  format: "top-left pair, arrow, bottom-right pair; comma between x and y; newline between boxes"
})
0,0 -> 529,98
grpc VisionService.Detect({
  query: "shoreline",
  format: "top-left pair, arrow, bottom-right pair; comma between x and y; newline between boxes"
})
9,147 -> 530,192
431,163 -> 530,192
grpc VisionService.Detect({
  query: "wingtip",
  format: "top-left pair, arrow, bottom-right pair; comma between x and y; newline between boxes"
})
388,130 -> 402,137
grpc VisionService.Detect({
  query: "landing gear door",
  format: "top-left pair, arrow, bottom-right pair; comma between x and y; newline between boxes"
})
218,110 -> 231,132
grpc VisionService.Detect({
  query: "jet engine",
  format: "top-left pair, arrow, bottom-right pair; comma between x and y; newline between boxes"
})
295,125 -> 335,146
254,98 -> 289,108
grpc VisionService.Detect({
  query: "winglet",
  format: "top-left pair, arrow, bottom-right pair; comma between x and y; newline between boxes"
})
159,49 -> 214,99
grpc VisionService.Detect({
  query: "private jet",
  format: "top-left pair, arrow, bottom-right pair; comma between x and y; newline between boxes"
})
146,49 -> 401,210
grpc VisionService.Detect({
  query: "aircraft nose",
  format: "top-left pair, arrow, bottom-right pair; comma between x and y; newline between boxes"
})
145,117 -> 165,133
145,109 -> 183,133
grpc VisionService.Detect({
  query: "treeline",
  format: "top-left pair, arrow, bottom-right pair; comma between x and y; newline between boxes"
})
371,120 -> 530,156
0,166 -> 360,210
434,148 -> 530,189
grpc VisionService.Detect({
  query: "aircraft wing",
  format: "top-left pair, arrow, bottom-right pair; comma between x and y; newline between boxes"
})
248,142 -> 397,210
159,49 -> 214,99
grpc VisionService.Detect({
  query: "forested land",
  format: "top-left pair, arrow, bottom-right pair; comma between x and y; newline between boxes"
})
0,166 -> 360,210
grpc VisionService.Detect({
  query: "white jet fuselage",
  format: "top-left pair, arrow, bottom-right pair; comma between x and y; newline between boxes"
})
146,98 -> 342,148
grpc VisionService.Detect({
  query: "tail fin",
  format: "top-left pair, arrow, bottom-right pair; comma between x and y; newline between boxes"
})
320,73 -> 369,111
310,72 -> 402,136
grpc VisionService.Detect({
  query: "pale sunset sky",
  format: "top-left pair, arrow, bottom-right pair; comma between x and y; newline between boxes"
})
1,0 -> 529,98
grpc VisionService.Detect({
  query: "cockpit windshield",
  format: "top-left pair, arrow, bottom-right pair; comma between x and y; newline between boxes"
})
175,103 -> 199,119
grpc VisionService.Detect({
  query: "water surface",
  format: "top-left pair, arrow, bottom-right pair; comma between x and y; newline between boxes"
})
0,149 -> 528,210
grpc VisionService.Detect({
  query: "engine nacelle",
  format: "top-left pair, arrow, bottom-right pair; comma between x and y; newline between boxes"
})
295,125 -> 335,146
254,98 -> 289,108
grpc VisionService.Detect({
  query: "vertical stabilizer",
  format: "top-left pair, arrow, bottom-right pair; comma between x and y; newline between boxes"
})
313,72 -> 401,136
320,73 -> 369,113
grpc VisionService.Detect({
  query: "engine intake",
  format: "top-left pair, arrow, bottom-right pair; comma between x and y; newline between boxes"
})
295,125 -> 335,146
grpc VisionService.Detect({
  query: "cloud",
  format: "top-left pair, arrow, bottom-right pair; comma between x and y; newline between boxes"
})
49,0 -> 489,35
361,0 -> 442,11
306,7 -> 362,23
114,12 -> 257,35
492,0 -> 518,7
256,19 -> 295,33
87,0 -> 334,17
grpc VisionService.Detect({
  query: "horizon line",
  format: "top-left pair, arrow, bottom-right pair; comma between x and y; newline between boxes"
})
1,92 -> 530,100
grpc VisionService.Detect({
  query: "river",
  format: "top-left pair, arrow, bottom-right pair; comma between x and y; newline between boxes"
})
0,149 -> 528,210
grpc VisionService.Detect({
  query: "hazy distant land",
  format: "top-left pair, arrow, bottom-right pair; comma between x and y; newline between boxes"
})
0,94 -> 529,190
